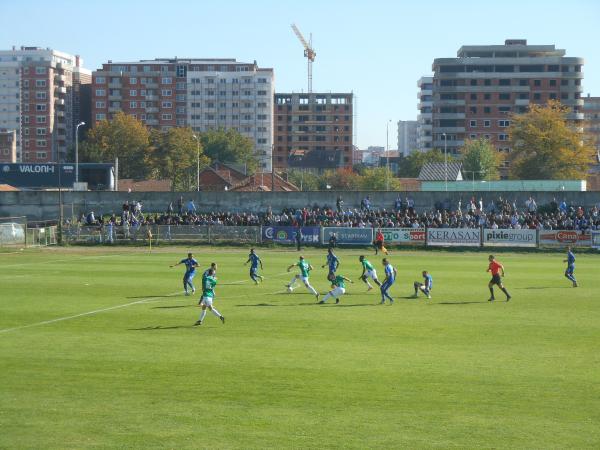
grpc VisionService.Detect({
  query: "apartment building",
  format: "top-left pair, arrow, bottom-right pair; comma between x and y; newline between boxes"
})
0,47 -> 88,163
273,92 -> 353,171
0,129 -> 17,163
416,76 -> 433,151
583,95 -> 600,155
397,120 -> 417,156
91,58 -> 274,170
431,40 -> 584,168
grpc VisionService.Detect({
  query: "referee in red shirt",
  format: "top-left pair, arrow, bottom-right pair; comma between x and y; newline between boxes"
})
487,255 -> 511,302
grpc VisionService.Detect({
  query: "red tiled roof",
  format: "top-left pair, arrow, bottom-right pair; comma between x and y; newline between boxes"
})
0,184 -> 18,192
118,179 -> 172,192
230,172 -> 299,192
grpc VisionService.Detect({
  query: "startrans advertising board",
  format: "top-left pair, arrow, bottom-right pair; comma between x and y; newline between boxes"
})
381,228 -> 426,245
538,230 -> 591,247
483,228 -> 537,247
261,226 -> 320,244
322,227 -> 374,245
426,228 -> 481,247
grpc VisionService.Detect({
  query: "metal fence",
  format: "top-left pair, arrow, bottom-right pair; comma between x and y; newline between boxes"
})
62,224 -> 262,245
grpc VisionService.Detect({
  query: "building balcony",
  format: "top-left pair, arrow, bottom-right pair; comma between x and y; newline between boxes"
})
145,119 -> 159,126
145,94 -> 157,100
108,82 -> 122,88
432,139 -> 464,148
561,99 -> 584,107
55,98 -> 65,106
55,86 -> 67,94
515,99 -> 530,106
436,127 -> 466,133
145,107 -> 158,113
436,99 -> 465,106
108,106 -> 122,113
56,110 -> 65,117
55,121 -> 67,129
145,82 -> 158,89
108,94 -> 122,100
566,112 -> 585,120
55,74 -> 66,83
436,113 -> 465,119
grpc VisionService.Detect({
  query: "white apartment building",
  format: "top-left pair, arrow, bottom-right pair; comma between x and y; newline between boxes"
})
397,120 -> 417,156
416,76 -> 433,151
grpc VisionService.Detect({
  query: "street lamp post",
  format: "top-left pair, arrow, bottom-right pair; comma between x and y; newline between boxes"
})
192,134 -> 200,192
386,119 -> 391,191
75,121 -> 85,184
442,132 -> 448,192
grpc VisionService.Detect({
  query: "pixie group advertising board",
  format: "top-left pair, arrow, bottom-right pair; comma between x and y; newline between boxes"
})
261,226 -> 320,244
322,227 -> 374,245
381,228 -> 426,244
427,229 -> 481,247
483,229 -> 537,247
538,230 -> 591,247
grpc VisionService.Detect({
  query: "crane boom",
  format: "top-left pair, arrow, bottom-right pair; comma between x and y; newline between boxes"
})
291,23 -> 316,93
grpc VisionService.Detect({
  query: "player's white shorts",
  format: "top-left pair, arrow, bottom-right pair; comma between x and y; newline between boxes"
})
365,269 -> 378,280
298,275 -> 310,284
330,286 -> 346,297
200,296 -> 214,307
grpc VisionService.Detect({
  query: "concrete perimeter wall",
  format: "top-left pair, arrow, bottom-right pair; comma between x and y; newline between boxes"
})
1,191 -> 600,221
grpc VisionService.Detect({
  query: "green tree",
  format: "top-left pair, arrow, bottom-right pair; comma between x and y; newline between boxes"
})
147,127 -> 210,191
360,167 -> 402,191
79,112 -> 151,179
287,170 -> 321,191
199,128 -> 258,173
320,168 -> 362,190
397,149 -> 448,177
508,100 -> 595,179
460,138 -> 500,180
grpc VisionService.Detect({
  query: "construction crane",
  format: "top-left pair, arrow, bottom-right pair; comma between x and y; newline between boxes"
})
291,23 -> 316,93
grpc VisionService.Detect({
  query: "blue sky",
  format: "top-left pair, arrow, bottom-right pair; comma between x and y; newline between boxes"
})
1,0 -> 599,149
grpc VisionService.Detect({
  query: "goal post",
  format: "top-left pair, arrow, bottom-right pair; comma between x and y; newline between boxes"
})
591,230 -> 600,250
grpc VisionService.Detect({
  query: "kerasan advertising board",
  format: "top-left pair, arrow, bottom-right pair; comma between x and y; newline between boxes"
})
427,228 -> 481,247
482,229 -> 537,247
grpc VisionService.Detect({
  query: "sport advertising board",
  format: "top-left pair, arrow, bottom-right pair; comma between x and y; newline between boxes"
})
322,227 -> 374,245
538,230 -> 591,247
483,228 -> 537,247
427,228 -> 481,247
381,228 -> 426,245
261,226 -> 321,244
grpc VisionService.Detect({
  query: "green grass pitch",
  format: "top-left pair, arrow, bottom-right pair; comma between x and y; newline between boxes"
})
1,246 -> 599,449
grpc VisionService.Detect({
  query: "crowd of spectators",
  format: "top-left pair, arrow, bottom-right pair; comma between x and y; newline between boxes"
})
76,195 -> 600,232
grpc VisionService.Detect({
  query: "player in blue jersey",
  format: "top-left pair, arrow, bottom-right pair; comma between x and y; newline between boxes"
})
563,246 -> 578,287
170,252 -> 198,296
380,258 -> 397,304
245,248 -> 264,284
321,248 -> 340,280
413,270 -> 433,299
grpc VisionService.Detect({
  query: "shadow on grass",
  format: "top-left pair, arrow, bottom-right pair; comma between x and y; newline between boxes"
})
435,301 -> 489,305
151,305 -> 195,309
128,325 -> 191,331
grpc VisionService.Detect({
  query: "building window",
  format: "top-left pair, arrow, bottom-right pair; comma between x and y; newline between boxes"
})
498,120 -> 510,127
483,120 -> 491,127
36,104 -> 47,111
161,77 -> 172,84
35,66 -> 46,75
533,93 -> 541,100
534,79 -> 541,87
161,89 -> 172,96
129,77 -> 137,84
162,101 -> 173,108
35,92 -> 47,100
36,151 -> 47,159
36,140 -> 47,147
35,80 -> 47,88
498,134 -> 508,141
483,107 -> 491,114
469,134 -> 477,139
96,89 -> 106,96
470,93 -> 477,100
519,79 -> 528,86
96,113 -> 106,120
36,116 -> 46,123
484,93 -> 491,100
484,79 -> 491,86
36,128 -> 46,135
469,120 -> 477,127
549,79 -> 557,86
96,76 -> 106,84
129,90 -> 137,96
470,106 -> 477,114
161,114 -> 172,120
130,101 -> 137,108
498,79 -> 511,86
499,93 -> 510,100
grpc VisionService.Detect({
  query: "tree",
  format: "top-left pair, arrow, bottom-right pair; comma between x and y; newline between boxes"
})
360,167 -> 402,191
460,138 -> 500,180
320,168 -> 362,190
147,127 -> 210,191
508,100 -> 595,179
287,170 -> 321,191
397,149 -> 449,177
80,112 -> 151,179
199,128 -> 258,173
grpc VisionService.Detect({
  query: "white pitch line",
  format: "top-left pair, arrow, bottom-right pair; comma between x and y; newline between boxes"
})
0,271 -> 292,335
0,253 -> 129,269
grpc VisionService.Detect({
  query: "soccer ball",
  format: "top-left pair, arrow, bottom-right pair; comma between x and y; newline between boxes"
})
287,286 -> 294,293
